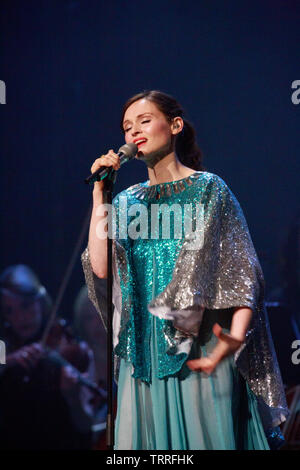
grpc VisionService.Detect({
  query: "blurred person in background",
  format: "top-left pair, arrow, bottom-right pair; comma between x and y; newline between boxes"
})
0,264 -> 96,449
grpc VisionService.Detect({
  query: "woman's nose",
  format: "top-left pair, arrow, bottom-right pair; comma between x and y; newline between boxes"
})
131,123 -> 141,136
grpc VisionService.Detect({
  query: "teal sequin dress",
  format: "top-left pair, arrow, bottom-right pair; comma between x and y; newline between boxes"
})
82,171 -> 288,450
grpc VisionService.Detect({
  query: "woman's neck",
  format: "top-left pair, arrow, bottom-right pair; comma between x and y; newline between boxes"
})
147,152 -> 195,185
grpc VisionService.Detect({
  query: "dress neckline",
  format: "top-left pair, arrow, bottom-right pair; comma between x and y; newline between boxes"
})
127,171 -> 204,200
145,171 -> 200,188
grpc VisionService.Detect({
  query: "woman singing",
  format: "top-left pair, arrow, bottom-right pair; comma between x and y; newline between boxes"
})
82,90 -> 288,450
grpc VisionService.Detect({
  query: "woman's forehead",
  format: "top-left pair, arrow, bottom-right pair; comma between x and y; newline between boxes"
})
123,99 -> 159,122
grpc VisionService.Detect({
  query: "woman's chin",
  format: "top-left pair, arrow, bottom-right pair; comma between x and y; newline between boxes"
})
135,150 -> 149,162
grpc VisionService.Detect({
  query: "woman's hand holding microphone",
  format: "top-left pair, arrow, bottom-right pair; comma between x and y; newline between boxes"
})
91,150 -> 121,192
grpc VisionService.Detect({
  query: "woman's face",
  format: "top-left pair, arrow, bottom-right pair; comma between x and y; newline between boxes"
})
1,294 -> 43,342
122,99 -> 175,167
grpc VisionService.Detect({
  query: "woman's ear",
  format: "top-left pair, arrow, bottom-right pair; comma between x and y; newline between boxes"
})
171,117 -> 184,135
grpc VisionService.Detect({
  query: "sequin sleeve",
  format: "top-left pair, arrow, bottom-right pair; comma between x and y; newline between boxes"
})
81,245 -> 108,331
148,174 -> 289,428
148,175 -> 264,327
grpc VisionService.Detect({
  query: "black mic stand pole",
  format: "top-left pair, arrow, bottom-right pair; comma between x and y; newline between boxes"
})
101,168 -> 117,450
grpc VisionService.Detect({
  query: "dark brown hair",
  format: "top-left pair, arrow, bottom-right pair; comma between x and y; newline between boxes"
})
120,90 -> 204,171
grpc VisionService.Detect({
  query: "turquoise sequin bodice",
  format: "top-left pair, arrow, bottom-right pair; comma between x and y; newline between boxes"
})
113,171 -> 207,382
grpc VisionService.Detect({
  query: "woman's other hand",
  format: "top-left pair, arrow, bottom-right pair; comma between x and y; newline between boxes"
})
186,323 -> 243,375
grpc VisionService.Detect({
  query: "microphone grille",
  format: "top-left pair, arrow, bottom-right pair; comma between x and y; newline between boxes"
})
118,143 -> 138,159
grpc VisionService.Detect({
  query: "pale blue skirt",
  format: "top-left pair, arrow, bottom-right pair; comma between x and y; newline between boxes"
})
114,310 -> 270,450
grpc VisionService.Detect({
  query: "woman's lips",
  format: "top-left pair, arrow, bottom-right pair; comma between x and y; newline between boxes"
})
134,139 -> 147,148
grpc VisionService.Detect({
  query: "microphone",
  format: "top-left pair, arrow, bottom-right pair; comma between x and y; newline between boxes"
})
84,143 -> 138,185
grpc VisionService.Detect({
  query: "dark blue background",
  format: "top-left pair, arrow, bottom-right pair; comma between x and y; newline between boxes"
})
0,0 -> 299,318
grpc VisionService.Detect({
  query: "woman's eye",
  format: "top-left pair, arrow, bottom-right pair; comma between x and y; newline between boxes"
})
124,119 -> 150,132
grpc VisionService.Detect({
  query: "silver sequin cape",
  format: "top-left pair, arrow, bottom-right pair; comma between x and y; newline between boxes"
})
81,171 -> 289,430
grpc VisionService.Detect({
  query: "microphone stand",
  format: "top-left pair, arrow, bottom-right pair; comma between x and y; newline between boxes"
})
101,168 -> 117,450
